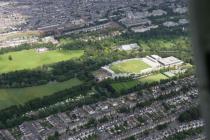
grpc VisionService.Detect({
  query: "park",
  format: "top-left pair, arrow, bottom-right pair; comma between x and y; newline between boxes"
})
0,49 -> 84,73
0,78 -> 83,110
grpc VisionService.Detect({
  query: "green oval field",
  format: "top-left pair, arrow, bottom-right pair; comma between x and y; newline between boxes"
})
110,59 -> 151,74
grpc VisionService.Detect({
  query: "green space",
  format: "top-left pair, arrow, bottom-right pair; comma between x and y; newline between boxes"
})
110,59 -> 151,74
167,128 -> 203,140
111,80 -> 139,92
0,29 -> 193,129
0,49 -> 84,73
139,73 -> 169,84
138,37 -> 190,51
0,78 -> 83,110
111,73 -> 169,92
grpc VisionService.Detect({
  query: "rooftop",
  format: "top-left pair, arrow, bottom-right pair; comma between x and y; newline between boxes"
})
118,43 -> 139,51
158,56 -> 183,66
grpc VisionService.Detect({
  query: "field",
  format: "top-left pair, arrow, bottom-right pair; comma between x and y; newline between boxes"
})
138,37 -> 190,51
0,78 -> 83,110
139,73 -> 169,84
0,49 -> 84,73
111,80 -> 139,92
111,73 -> 169,92
110,59 -> 151,74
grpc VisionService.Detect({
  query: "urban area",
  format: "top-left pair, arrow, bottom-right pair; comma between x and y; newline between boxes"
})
0,0 -> 204,140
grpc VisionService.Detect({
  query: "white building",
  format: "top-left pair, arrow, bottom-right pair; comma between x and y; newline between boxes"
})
163,21 -> 179,27
151,55 -> 162,61
179,19 -> 189,25
158,56 -> 184,67
131,25 -> 159,33
42,36 -> 58,44
118,43 -> 139,51
35,47 -> 49,53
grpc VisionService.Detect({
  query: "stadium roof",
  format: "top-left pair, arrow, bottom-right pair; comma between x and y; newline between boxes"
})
158,56 -> 183,66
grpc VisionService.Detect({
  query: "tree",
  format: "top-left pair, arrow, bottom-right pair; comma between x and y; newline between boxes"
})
126,136 -> 136,140
48,131 -> 59,140
85,118 -> 97,128
8,55 -> 12,61
178,107 -> 201,122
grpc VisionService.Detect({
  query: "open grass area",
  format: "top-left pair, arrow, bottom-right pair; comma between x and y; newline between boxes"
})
0,49 -> 84,73
0,78 -> 83,110
138,37 -> 190,51
111,73 -> 169,92
138,73 -> 169,84
111,80 -> 139,92
110,59 -> 151,74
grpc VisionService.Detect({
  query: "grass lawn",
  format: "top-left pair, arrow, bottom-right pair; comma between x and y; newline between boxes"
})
110,59 -> 151,74
138,37 -> 190,51
0,78 -> 83,110
111,80 -> 139,92
111,73 -> 169,92
138,73 -> 169,84
0,49 -> 84,73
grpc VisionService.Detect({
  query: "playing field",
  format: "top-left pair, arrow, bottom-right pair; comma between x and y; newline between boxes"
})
138,73 -> 169,84
0,49 -> 84,73
110,59 -> 151,74
111,73 -> 169,92
111,80 -> 139,92
0,78 -> 83,110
